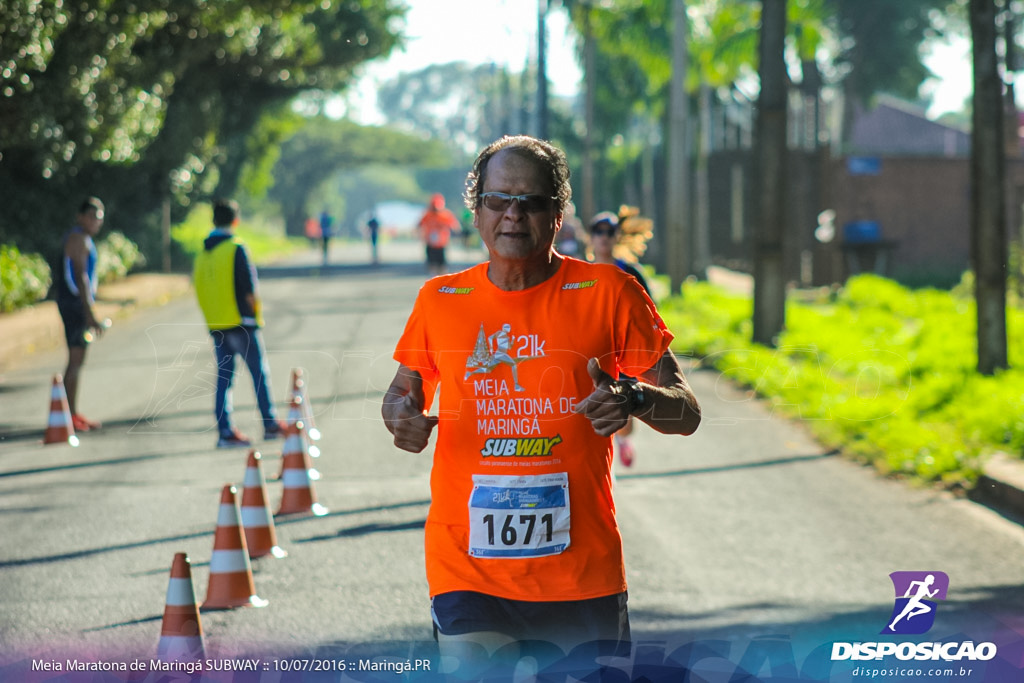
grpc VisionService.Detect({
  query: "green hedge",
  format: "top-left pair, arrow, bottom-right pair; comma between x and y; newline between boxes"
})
661,273 -> 1024,487
0,231 -> 144,313
0,245 -> 51,313
96,231 -> 146,283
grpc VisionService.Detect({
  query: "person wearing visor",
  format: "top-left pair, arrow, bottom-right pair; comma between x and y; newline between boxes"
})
587,208 -> 655,466
383,135 -> 701,671
588,211 -> 652,295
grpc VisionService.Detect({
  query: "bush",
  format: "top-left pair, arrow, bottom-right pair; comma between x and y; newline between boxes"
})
0,245 -> 51,312
1,232 -> 145,313
96,231 -> 146,283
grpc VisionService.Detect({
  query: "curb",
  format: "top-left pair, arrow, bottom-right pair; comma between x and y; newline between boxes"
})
971,452 -> 1024,522
0,273 -> 191,373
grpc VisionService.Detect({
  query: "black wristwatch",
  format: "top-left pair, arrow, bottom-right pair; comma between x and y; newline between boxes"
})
618,378 -> 646,414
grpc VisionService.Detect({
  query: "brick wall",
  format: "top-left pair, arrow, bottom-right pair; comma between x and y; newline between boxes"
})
705,150 -> 1024,288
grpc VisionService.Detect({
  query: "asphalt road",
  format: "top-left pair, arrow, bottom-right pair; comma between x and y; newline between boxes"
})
1,241 -> 1023,681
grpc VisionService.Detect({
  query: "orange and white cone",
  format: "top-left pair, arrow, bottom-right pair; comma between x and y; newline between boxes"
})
156,553 -> 204,662
275,422 -> 328,518
240,450 -> 287,559
43,375 -> 78,446
289,368 -> 320,441
286,396 -> 319,458
276,400 -> 320,481
202,485 -> 268,610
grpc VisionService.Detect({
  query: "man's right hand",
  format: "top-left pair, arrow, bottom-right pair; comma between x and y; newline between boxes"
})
382,366 -> 439,453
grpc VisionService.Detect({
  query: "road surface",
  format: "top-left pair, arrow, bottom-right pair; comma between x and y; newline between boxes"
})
1,240 -> 1022,681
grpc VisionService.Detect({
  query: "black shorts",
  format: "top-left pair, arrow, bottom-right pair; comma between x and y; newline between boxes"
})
431,590 -> 630,648
426,245 -> 446,266
57,298 -> 89,348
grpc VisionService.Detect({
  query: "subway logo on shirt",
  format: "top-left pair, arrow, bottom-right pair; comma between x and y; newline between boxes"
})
480,436 -> 563,457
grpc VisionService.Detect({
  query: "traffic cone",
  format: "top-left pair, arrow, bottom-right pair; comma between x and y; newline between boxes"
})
289,368 -> 320,441
286,395 -> 319,458
275,422 -> 328,518
43,375 -> 79,447
275,399 -> 320,481
202,485 -> 268,610
239,450 -> 287,559
156,553 -> 204,662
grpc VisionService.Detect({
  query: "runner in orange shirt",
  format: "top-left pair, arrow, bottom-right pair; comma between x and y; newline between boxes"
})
382,136 -> 701,669
417,193 -> 460,276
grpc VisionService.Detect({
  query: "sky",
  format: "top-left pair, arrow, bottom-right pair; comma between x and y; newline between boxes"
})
338,0 -> 581,124
921,36 -> 973,118
338,1 -> 970,125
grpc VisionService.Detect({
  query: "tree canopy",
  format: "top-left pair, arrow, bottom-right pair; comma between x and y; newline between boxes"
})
0,0 -> 405,259
376,61 -> 533,155
267,116 -> 450,237
564,0 -> 957,161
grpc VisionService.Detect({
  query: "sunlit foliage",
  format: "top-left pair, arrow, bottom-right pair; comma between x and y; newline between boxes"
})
0,0 -> 405,262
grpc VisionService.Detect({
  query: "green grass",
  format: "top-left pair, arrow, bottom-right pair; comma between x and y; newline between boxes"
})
660,273 -> 1024,488
171,205 -> 306,265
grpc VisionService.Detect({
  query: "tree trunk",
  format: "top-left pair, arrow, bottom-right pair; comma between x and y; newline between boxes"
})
536,0 -> 549,141
693,83 -> 713,280
666,0 -> 691,294
752,0 -> 788,346
970,0 -> 1009,375
581,4 -> 597,226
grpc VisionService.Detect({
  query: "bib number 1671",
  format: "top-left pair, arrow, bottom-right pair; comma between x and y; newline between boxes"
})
468,473 -> 570,559
482,512 -> 554,546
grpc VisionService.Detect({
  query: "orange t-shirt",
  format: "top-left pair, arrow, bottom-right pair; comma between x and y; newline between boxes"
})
393,255 -> 672,602
418,209 -> 458,248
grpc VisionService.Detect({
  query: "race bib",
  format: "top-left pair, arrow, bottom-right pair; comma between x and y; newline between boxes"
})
468,473 -> 570,559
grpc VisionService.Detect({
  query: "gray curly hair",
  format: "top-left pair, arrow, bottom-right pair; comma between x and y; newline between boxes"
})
463,135 -> 571,215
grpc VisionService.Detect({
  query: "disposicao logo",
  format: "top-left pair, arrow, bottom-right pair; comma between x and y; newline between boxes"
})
831,570 -> 998,663
882,571 -> 948,635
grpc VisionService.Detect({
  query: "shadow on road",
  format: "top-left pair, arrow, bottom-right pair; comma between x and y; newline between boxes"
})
83,614 -> 163,633
0,450 -> 186,478
617,449 -> 841,481
279,498 -> 429,543
0,527 -> 211,569
0,413 -> 221,444
273,498 -> 430,527
0,498 -> 432,570
297,518 -> 427,544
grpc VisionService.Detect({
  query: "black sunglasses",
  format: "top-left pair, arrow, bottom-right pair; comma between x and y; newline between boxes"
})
480,192 -> 554,214
590,227 -> 617,237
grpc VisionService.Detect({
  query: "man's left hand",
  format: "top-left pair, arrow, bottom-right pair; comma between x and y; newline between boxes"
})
575,357 -> 630,437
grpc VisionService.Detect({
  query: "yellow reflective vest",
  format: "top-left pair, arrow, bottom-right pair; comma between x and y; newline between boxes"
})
193,237 -> 264,330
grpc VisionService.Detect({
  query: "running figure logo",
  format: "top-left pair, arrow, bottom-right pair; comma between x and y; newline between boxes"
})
464,323 -> 543,392
882,571 -> 949,635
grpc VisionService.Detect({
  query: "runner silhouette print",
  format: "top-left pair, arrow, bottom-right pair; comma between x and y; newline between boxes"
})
883,571 -> 949,635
